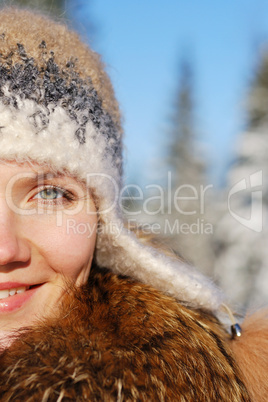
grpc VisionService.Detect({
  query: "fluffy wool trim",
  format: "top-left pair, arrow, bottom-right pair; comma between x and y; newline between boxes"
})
230,309 -> 268,402
0,99 -> 120,210
0,265 -> 250,401
97,222 -> 224,311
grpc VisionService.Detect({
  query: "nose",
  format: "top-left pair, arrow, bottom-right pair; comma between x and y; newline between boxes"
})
0,210 -> 31,266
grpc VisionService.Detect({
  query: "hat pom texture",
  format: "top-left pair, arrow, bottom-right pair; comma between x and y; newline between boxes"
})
0,8 -> 223,311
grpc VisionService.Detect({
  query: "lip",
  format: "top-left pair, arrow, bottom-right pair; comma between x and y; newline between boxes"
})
0,284 -> 43,313
0,282 -> 31,291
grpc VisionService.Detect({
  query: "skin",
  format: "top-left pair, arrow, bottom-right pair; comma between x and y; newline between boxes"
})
0,161 -> 97,339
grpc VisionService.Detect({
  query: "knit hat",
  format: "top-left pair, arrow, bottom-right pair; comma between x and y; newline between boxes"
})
0,8 -> 223,311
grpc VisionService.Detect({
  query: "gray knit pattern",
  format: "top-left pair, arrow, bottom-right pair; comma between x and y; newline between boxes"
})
0,40 -> 122,173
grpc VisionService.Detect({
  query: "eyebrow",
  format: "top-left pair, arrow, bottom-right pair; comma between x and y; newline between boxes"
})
16,172 -> 66,187
34,172 -> 65,181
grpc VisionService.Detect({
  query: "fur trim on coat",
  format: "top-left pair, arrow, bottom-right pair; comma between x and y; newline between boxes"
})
0,264 -> 250,401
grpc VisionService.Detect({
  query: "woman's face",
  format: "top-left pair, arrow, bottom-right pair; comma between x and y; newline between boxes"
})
0,161 -> 97,335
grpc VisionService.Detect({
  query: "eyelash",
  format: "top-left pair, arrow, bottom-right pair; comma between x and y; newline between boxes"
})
32,185 -> 76,205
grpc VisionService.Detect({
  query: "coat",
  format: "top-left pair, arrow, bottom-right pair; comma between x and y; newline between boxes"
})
0,264 -> 251,401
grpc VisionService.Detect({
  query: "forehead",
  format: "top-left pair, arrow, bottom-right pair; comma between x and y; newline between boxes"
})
0,160 -> 79,185
0,160 -> 57,174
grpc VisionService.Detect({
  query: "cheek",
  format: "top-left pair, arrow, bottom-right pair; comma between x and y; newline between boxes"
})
26,213 -> 97,281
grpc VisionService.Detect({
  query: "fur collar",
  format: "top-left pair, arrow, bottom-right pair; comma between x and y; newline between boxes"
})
0,265 -> 249,401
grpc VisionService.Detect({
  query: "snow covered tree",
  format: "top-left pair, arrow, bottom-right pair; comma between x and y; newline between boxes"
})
121,57 -> 215,275
163,57 -> 215,275
213,52 -> 268,309
168,59 -> 205,189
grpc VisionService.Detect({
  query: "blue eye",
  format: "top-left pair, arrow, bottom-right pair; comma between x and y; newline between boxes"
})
35,187 -> 64,200
31,185 -> 75,205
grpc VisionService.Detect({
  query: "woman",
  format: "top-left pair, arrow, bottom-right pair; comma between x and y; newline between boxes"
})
0,7 -> 266,401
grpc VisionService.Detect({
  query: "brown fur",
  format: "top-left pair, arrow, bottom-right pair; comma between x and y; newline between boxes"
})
230,309 -> 268,402
0,264 -> 250,401
0,7 -> 121,128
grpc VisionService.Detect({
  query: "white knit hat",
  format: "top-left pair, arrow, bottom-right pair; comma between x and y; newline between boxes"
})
0,8 -> 223,311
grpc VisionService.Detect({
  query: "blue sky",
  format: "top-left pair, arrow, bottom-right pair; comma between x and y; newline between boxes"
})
66,0 -> 268,187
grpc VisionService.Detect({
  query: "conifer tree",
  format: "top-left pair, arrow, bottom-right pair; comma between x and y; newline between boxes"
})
213,52 -> 268,308
164,57 -> 215,275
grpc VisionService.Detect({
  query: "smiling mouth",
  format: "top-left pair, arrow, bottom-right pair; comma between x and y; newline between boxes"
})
0,284 -> 43,313
0,284 -> 41,300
